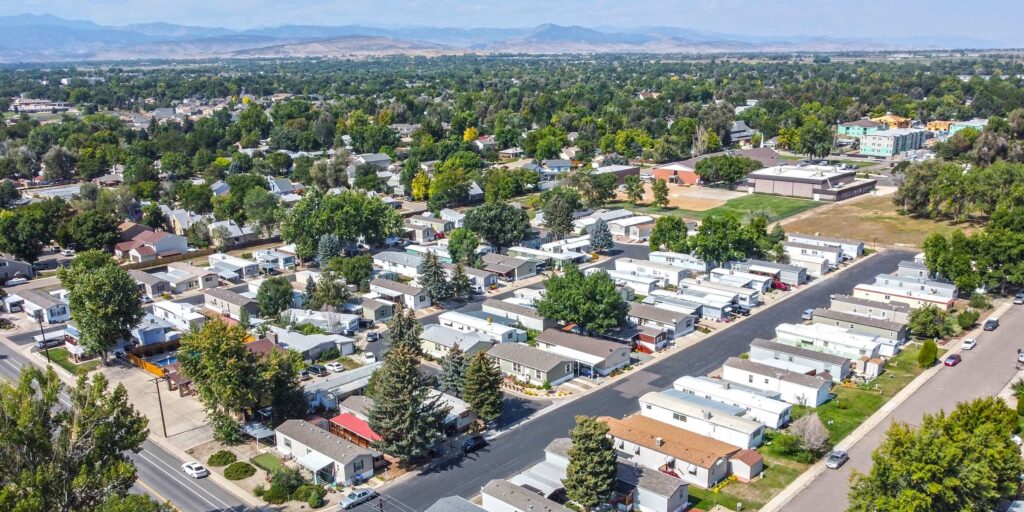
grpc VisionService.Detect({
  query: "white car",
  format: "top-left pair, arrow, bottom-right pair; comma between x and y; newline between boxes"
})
61,249 -> 75,257
363,352 -> 377,364
324,362 -> 345,373
181,462 -> 209,478
961,338 -> 978,350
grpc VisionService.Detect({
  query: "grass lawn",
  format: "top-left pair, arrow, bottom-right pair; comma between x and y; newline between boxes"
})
609,194 -> 821,223
250,453 -> 285,473
687,455 -> 809,512
47,348 -> 100,376
338,356 -> 363,370
782,195 -> 980,248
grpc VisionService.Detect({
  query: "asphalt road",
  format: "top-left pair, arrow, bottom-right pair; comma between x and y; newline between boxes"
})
360,250 -> 915,511
783,301 -> 1024,511
0,338 -> 253,512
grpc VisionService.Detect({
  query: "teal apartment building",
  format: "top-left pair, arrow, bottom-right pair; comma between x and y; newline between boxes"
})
837,119 -> 887,138
860,128 -> 926,157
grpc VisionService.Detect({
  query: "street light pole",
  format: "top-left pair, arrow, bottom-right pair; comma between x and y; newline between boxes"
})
152,376 -> 168,438
35,311 -> 50,363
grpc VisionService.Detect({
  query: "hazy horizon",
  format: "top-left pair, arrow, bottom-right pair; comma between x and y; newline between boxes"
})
5,0 -> 1023,46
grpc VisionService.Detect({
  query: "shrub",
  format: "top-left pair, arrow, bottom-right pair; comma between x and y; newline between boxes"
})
917,339 -> 938,368
956,309 -> 979,330
223,461 -> 256,480
1017,397 -> 1024,417
262,484 -> 290,504
207,450 -> 237,467
318,346 -> 341,361
270,467 -> 305,496
307,487 -> 324,508
772,432 -> 802,455
969,291 -> 991,310
253,485 -> 265,497
291,483 -> 321,502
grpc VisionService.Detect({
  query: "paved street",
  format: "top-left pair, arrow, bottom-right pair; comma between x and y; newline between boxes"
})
359,250 -> 915,511
0,338 -> 253,512
783,302 -> 1024,511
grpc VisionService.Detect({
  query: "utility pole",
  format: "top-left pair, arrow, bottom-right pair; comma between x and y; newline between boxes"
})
34,310 -> 51,363
152,376 -> 167,438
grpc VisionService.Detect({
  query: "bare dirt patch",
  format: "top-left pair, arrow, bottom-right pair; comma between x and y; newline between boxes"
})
616,183 -> 743,212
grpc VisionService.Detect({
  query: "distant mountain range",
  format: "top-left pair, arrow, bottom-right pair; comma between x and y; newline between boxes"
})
0,14 -> 1010,62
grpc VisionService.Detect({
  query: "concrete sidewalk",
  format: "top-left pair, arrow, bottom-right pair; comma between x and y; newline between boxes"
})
759,300 -> 1016,512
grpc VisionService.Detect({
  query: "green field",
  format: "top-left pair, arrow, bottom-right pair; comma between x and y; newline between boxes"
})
250,453 -> 285,473
610,194 -> 821,222
46,348 -> 100,376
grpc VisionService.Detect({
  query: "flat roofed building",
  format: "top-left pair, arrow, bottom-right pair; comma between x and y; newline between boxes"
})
829,294 -> 911,324
439,310 -> 527,343
639,389 -> 764,448
721,357 -> 831,407
745,165 -> 876,202
748,337 -> 852,383
812,308 -> 908,342
673,375 -> 792,429
853,283 -> 954,310
786,233 -> 864,260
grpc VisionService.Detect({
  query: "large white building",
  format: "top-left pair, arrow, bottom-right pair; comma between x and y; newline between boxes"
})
774,322 -> 883,361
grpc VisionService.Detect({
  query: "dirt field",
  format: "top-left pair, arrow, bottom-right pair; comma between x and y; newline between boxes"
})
615,183 -> 744,211
782,194 -> 980,248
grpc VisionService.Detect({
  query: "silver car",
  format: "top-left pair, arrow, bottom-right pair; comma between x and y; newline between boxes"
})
181,462 -> 209,478
825,450 -> 849,469
340,488 -> 378,509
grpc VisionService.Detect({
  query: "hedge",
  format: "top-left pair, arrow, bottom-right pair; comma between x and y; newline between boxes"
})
207,450 -> 237,467
223,461 -> 256,480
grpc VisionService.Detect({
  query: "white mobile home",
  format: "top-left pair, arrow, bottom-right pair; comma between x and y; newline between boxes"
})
438,311 -> 527,343
786,233 -> 864,260
721,357 -> 831,407
615,258 -> 689,287
673,375 -> 792,429
639,390 -> 765,448
748,338 -> 852,383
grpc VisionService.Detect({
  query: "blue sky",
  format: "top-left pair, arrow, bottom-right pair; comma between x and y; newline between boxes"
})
8,0 -> 1023,44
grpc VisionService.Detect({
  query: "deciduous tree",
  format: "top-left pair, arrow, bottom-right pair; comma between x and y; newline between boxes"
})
536,265 -> 626,334
257,276 -> 294,317
464,202 -> 530,250
59,254 -> 144,363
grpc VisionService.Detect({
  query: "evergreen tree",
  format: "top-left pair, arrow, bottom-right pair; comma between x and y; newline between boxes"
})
238,307 -> 251,330
451,263 -> 473,299
316,233 -> 342,265
462,352 -> 504,424
563,416 -> 617,509
918,338 -> 938,368
418,252 -> 452,303
302,276 -> 317,308
590,218 -> 614,253
386,304 -> 423,356
438,345 -> 467,396
367,345 -> 449,465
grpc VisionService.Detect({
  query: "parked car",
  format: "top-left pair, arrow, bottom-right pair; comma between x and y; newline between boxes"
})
943,354 -> 962,367
984,318 -> 1000,331
298,369 -> 312,381
825,450 -> 849,469
366,331 -> 380,342
773,280 -> 790,291
325,362 -> 345,373
35,337 -> 64,350
961,338 -> 977,350
305,364 -> 328,377
462,435 -> 488,453
340,489 -> 378,509
181,462 -> 209,478
732,305 -> 751,317
141,295 -> 153,304
61,249 -> 75,257
3,277 -> 28,287
31,262 -> 48,271
1015,292 -> 1024,305
801,308 -> 815,321
363,352 -> 377,364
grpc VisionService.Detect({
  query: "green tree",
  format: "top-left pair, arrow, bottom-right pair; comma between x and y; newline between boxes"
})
848,397 -> 1022,512
95,495 -> 172,512
386,304 -> 424,356
694,155 -> 762,185
0,368 -> 149,512
308,157 -> 348,190
411,171 -> 431,201
303,271 -> 351,311
316,233 -> 343,265
590,218 -> 613,253
571,168 -> 617,209
0,180 -> 21,209
917,338 -> 938,368
956,309 -> 979,330
689,213 -> 746,267
59,255 -> 144,363
438,345 -> 467,396
326,254 -> 374,289
623,175 -> 645,205
909,306 -> 955,340
418,252 -> 452,303
56,210 -> 120,252
562,416 -> 617,510
0,208 -> 51,262
796,117 -> 833,159
367,344 -> 449,465
257,276 -> 293,317
281,189 -> 402,260
451,263 -> 473,299
536,265 -> 626,334
41,145 -> 77,181
540,187 -> 582,238
651,178 -> 670,208
464,202 -> 530,250
462,351 -> 504,424
242,187 -> 280,237
447,228 -> 479,265
141,203 -> 166,229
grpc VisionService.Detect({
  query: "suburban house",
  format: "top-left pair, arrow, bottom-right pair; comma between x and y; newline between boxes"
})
440,208 -> 466,229
608,216 -> 654,238
647,251 -> 710,273
360,297 -> 394,325
266,326 -> 355,360
355,153 -> 391,169
14,289 -> 70,324
160,207 -> 210,236
404,223 -> 436,243
783,242 -> 842,268
786,233 -> 864,261
812,308 -> 908,342
786,252 -> 830,279
481,479 -> 574,512
283,309 -> 360,335
601,414 -> 742,489
829,294 -> 911,324
129,313 -> 179,348
369,278 -> 431,311
481,253 -> 538,281
328,412 -> 381,449
152,301 -> 207,331
274,419 -> 375,485
534,329 -> 631,377
708,268 -> 773,294
744,165 -> 876,202
438,311 -> 526,343
600,268 -> 659,294
872,271 -> 957,299
304,362 -> 382,410
673,375 -> 792,429
149,262 -> 219,293
425,497 -> 486,512
114,230 -> 188,263
748,338 -> 853,383
721,357 -> 831,407
408,215 -> 453,234
252,249 -> 297,272
649,289 -> 732,322
431,389 -> 479,434
129,270 -> 171,298
481,299 -> 555,332
208,253 -> 260,280
203,288 -> 260,320
487,343 -> 575,387
681,278 -> 760,308
208,219 -> 257,247
0,256 -> 34,281
728,259 -> 808,286
638,390 -> 765,449
444,264 -> 498,293
372,251 -> 422,279
775,322 -> 885,362
420,324 -> 493,359
627,302 -> 696,339
615,258 -> 689,287
852,283 -> 954,310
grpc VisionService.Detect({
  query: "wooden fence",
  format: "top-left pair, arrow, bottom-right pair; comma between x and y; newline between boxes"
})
127,353 -> 165,378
